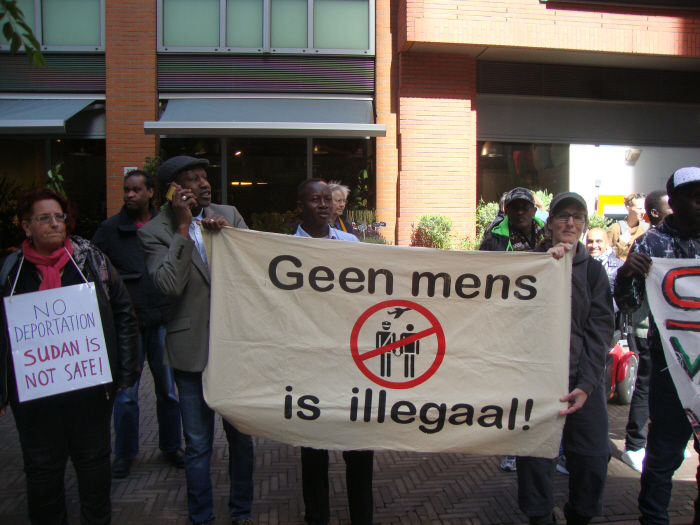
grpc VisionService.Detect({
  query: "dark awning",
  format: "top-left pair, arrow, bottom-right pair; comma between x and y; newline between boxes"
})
144,96 -> 386,138
0,99 -> 97,134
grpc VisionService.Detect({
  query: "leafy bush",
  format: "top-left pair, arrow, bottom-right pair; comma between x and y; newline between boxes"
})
476,200 -> 499,240
359,232 -> 389,244
588,214 -> 613,231
410,214 -> 453,249
534,189 -> 553,212
251,212 -> 287,234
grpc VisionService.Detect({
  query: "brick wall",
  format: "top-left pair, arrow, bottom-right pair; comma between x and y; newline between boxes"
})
105,0 -> 159,215
375,0 -> 400,244
400,0 -> 700,58
396,53 -> 476,245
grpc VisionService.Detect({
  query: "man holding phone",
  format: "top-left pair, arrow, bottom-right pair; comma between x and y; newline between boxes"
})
138,156 -> 254,525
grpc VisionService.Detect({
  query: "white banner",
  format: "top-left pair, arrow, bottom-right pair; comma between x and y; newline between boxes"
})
4,283 -> 112,402
203,228 -> 572,457
647,258 -> 700,440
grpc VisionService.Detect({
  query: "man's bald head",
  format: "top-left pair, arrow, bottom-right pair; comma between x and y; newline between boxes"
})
586,227 -> 608,257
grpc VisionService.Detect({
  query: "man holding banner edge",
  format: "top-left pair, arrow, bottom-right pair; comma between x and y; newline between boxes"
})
138,156 -> 255,525
615,167 -> 700,525
293,178 -> 374,525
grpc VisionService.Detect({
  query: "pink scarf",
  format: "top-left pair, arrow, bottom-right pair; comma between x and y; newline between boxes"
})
21,238 -> 73,291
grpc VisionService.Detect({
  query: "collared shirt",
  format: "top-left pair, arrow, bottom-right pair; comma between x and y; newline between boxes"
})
190,210 -> 209,272
295,224 -> 359,242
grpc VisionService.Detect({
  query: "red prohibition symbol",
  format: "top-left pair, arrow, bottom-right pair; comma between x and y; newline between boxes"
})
350,300 -> 446,389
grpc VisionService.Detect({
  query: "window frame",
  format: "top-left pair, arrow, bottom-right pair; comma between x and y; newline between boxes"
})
0,0 -> 106,52
157,0 -> 375,56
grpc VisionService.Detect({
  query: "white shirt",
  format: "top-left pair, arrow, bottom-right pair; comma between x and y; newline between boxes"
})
294,225 -> 360,242
190,210 -> 209,272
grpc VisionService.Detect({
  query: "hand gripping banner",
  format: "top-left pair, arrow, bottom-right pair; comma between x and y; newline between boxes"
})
647,258 -> 700,441
202,228 -> 572,457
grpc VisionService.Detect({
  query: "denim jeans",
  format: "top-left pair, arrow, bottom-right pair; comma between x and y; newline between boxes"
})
625,336 -> 651,451
113,324 -> 181,459
639,365 -> 693,525
10,385 -> 113,525
173,369 -> 254,524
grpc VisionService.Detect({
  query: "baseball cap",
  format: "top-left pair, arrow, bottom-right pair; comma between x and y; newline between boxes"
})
549,192 -> 588,215
505,187 -> 535,207
666,167 -> 700,195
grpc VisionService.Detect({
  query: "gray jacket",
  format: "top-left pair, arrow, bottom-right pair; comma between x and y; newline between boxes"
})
137,203 -> 247,372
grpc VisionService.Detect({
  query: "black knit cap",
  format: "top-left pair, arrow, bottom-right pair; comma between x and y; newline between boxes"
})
156,156 -> 209,186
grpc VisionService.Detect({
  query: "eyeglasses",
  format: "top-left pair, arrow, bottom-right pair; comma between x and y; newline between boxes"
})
30,213 -> 68,224
633,193 -> 647,199
333,198 -> 347,204
553,212 -> 587,224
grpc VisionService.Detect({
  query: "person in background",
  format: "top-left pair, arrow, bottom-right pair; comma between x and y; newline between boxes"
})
586,227 -> 623,301
328,181 -> 353,233
480,187 -> 547,472
0,188 -> 140,524
607,193 -> 649,261
518,192 -> 614,525
480,187 -> 547,253
533,191 -> 549,222
293,179 -> 373,525
620,189 -> 674,473
92,169 -> 184,478
615,168 -> 700,525
138,156 -> 254,525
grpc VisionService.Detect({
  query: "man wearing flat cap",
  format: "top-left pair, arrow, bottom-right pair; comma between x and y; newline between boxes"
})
479,187 -> 547,252
138,156 -> 254,525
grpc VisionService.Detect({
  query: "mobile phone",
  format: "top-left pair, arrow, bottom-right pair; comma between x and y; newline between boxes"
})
165,183 -> 177,201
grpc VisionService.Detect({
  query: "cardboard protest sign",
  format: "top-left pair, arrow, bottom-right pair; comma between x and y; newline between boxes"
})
202,228 -> 572,457
647,258 -> 700,440
4,283 -> 111,402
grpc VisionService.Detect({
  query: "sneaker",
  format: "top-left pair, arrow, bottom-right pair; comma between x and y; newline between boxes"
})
556,455 -> 569,475
621,448 -> 645,472
500,455 -> 517,471
232,518 -> 253,525
111,457 -> 132,478
164,448 -> 186,468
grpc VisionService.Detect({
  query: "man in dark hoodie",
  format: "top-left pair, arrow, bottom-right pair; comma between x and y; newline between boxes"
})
517,192 -> 615,525
615,167 -> 700,525
480,187 -> 547,252
92,170 -> 184,478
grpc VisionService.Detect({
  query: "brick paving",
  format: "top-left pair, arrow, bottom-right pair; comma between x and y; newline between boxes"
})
1,365 -> 697,525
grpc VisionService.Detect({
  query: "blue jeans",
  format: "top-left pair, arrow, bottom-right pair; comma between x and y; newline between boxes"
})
173,369 -> 255,524
113,324 -> 181,459
639,366 -> 693,525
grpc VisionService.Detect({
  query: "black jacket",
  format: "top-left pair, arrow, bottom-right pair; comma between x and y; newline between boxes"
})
1,236 -> 141,407
615,216 -> 700,369
537,241 -> 615,395
92,205 -> 170,327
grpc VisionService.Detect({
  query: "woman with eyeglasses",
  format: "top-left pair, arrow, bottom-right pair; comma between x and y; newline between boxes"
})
328,181 -> 354,233
607,193 -> 649,261
0,188 -> 140,524
517,192 -> 615,525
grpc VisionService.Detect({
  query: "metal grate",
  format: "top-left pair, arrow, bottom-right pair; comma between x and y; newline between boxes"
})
158,54 -> 375,94
0,53 -> 105,93
477,61 -> 700,104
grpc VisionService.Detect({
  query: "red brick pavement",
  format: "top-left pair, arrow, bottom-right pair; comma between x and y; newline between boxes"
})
1,365 -> 697,525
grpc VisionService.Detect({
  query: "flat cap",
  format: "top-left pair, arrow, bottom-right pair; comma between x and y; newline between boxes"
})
505,187 -> 535,207
549,191 -> 588,215
156,156 -> 209,186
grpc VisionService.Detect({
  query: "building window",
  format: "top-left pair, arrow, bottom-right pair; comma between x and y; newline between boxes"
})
0,0 -> 105,51
157,0 -> 374,55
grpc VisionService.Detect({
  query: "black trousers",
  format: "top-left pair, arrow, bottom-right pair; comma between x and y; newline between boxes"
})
517,453 -> 609,521
625,336 -> 651,451
10,385 -> 114,525
301,447 -> 374,525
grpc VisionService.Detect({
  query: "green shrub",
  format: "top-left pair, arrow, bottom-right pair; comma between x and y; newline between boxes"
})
0,175 -> 24,256
588,214 -> 613,231
411,214 -> 453,249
